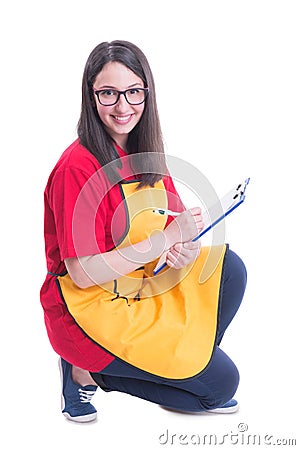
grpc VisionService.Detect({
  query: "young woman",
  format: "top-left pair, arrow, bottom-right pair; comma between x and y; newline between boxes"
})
40,40 -> 247,423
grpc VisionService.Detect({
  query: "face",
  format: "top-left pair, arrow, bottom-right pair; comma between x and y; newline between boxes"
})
93,61 -> 146,149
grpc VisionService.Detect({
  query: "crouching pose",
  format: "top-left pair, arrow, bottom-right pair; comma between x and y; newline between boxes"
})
40,40 -> 247,422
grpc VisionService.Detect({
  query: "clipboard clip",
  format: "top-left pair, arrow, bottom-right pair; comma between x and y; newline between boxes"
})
231,177 -> 250,205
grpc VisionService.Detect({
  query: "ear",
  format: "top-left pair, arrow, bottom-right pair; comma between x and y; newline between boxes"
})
90,90 -> 97,108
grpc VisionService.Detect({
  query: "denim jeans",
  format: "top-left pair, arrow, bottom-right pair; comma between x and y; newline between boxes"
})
91,249 -> 247,412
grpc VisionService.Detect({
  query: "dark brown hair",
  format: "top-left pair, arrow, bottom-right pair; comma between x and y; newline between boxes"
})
77,40 -> 167,187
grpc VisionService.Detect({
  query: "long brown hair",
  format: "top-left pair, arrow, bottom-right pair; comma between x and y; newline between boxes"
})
77,40 -> 167,187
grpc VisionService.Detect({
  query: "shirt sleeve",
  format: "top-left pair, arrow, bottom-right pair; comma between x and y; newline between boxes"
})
48,166 -> 107,259
163,175 -> 186,227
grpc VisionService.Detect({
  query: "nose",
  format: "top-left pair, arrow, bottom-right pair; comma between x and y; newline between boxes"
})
115,93 -> 128,111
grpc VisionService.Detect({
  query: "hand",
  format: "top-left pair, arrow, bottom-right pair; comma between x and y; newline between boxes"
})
165,240 -> 201,269
163,207 -> 204,250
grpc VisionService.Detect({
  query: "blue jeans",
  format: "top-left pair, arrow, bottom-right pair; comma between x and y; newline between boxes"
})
91,249 -> 247,412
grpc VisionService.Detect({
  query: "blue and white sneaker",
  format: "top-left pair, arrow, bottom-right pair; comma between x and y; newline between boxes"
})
207,398 -> 239,414
59,358 -> 98,423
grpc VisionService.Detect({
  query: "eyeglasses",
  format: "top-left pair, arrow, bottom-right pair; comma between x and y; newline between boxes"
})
94,88 -> 149,106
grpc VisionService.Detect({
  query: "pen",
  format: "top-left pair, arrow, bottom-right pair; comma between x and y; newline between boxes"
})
152,208 -> 181,216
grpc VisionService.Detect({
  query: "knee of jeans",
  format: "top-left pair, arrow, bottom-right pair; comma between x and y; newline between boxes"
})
226,249 -> 247,289
211,357 -> 240,409
199,350 -> 240,410
219,359 -> 240,407
199,365 -> 239,410
229,359 -> 240,393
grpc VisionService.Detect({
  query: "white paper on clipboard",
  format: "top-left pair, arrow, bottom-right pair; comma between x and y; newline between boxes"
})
153,177 -> 250,275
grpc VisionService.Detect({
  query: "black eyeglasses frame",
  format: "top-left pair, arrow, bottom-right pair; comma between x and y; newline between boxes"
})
93,88 -> 149,106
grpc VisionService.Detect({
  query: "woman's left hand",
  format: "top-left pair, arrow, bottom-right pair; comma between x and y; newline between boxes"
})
165,240 -> 201,270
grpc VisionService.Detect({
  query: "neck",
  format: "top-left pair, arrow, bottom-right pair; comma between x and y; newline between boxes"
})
109,132 -> 128,153
115,139 -> 128,153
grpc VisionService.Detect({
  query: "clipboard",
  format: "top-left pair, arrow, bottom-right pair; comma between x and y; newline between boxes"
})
153,177 -> 250,275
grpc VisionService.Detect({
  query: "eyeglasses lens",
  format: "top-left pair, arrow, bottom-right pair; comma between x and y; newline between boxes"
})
97,89 -> 147,106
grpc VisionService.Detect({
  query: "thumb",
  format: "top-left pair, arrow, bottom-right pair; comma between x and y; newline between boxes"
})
154,250 -> 168,273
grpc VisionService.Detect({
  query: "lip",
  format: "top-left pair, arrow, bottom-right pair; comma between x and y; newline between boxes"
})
111,114 -> 134,125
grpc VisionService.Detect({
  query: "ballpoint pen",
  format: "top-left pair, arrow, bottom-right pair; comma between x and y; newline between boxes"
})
152,208 -> 181,216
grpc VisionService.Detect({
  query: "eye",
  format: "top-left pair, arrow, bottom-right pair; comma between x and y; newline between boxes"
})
100,89 -> 117,97
128,88 -> 141,95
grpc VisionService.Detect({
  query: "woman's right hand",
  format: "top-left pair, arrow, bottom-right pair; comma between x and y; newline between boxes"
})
163,207 -> 204,250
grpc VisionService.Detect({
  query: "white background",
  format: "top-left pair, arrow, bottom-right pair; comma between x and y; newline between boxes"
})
1,1 -> 299,449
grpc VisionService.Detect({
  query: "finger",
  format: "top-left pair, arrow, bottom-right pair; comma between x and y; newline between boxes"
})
172,243 -> 184,254
167,253 -> 187,269
167,249 -> 182,263
190,206 -> 202,215
172,241 -> 199,256
173,246 -> 193,261
169,247 -> 191,264
194,215 -> 204,223
194,219 -> 205,233
168,246 -> 187,261
183,240 -> 200,250
166,252 -> 180,268
192,214 -> 204,223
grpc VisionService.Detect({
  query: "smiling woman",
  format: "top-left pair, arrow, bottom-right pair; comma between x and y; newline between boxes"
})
40,40 -> 247,423
92,62 -> 146,149
77,40 -> 166,188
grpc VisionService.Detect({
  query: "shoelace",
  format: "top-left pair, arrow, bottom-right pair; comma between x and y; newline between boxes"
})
78,388 -> 95,403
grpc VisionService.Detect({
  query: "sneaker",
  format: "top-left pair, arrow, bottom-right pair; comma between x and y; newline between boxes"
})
206,398 -> 239,414
59,358 -> 98,423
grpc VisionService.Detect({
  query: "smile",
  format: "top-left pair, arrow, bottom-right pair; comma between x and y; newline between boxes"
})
112,114 -> 133,124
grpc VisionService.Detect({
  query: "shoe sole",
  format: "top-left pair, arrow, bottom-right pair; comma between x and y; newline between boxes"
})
62,411 -> 97,423
160,403 -> 239,415
206,404 -> 239,414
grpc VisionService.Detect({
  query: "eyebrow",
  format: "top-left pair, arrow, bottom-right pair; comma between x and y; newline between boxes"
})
96,82 -> 143,90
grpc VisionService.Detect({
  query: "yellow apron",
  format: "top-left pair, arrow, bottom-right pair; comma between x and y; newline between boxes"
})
58,180 -> 226,380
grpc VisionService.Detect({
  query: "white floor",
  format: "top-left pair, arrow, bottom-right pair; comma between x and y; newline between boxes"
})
2,1 -> 299,449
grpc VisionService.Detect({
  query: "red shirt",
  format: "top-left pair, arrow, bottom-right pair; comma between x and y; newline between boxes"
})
40,139 -> 184,371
